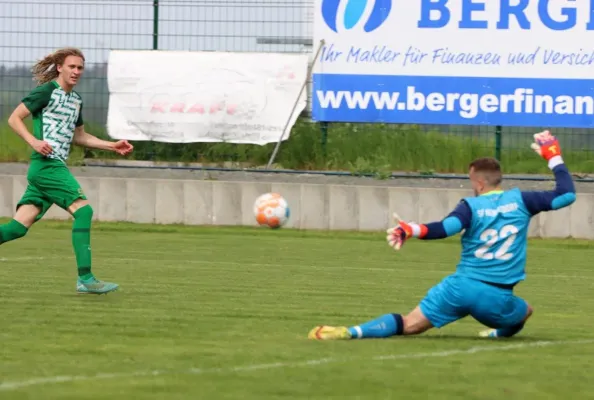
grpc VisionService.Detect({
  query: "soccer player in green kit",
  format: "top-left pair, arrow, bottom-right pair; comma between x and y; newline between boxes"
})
2,47 -> 134,294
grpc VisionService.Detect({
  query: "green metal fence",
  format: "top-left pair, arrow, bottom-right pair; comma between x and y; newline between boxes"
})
0,0 -> 593,175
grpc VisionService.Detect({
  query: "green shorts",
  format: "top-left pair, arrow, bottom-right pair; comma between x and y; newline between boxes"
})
17,159 -> 87,221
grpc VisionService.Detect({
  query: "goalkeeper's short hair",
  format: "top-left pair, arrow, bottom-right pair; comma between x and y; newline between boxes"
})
468,157 -> 502,186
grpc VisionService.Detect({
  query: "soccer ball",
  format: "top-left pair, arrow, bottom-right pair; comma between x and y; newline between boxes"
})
253,192 -> 290,229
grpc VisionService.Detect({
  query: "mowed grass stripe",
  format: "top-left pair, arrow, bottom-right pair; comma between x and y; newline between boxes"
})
2,252 -> 592,280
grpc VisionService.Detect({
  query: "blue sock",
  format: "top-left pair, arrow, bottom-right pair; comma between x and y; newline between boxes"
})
348,313 -> 404,338
496,322 -> 525,338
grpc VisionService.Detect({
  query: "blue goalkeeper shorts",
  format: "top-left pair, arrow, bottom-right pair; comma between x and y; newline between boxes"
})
419,274 -> 528,329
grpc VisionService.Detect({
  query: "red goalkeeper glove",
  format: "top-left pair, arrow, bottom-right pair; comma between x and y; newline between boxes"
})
530,130 -> 562,165
386,213 -> 428,251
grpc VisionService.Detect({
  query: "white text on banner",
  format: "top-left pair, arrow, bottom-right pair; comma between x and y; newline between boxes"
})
107,50 -> 309,144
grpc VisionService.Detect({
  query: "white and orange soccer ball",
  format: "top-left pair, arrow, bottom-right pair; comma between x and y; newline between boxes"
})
253,192 -> 290,229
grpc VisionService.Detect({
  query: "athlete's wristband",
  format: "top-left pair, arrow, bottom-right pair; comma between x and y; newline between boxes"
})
408,223 -> 428,239
548,155 -> 564,170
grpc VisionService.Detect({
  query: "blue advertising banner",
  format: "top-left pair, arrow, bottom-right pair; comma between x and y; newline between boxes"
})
312,0 -> 594,127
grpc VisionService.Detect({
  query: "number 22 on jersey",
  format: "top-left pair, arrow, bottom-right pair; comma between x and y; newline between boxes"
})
474,224 -> 519,261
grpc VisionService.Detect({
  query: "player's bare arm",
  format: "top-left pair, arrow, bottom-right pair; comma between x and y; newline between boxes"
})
7,103 -> 53,156
73,125 -> 134,156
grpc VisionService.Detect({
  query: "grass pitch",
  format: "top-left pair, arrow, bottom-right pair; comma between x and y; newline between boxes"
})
0,220 -> 593,399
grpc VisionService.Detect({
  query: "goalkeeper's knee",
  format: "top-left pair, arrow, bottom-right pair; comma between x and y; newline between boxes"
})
0,219 -> 29,244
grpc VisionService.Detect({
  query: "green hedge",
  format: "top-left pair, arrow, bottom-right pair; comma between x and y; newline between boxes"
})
1,119 -> 593,175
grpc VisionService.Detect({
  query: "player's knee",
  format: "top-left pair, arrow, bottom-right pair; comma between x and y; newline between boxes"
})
402,320 -> 428,335
73,204 -> 93,221
14,204 -> 41,229
524,304 -> 534,322
402,307 -> 434,335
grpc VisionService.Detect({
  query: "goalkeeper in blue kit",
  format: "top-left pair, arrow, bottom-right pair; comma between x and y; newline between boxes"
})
309,131 -> 576,340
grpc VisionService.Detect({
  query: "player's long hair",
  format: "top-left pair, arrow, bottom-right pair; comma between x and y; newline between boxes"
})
31,47 -> 85,85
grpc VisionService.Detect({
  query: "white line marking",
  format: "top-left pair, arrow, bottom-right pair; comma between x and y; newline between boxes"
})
0,256 -> 591,280
0,256 -> 46,262
1,339 -> 593,392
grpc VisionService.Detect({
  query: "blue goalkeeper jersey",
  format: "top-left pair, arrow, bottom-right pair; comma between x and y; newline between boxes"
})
424,163 -> 576,286
456,189 -> 531,285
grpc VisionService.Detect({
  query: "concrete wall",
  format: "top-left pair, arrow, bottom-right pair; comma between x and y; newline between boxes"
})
0,174 -> 592,239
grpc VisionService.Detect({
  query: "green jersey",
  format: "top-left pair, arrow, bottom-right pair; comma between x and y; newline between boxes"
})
21,80 -> 83,163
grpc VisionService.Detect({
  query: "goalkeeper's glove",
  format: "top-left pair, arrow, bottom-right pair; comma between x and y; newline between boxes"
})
386,214 -> 428,251
386,221 -> 413,251
530,130 -> 563,167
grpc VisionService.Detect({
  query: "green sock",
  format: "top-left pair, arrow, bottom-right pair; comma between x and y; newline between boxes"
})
72,205 -> 94,280
0,219 -> 28,244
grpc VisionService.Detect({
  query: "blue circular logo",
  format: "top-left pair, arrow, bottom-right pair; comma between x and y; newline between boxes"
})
321,0 -> 393,33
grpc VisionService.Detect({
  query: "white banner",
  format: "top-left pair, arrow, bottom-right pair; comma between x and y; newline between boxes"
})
106,50 -> 309,145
